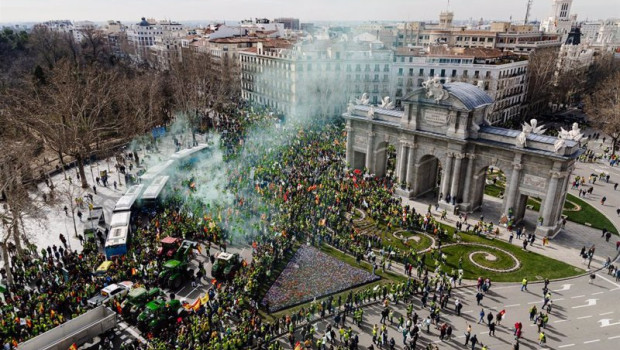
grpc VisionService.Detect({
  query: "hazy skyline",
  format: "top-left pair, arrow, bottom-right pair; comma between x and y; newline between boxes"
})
1,0 -> 618,24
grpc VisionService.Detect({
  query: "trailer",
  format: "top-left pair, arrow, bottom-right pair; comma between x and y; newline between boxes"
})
18,306 -> 117,350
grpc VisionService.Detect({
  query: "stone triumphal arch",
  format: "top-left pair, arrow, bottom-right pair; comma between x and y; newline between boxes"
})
344,80 -> 581,236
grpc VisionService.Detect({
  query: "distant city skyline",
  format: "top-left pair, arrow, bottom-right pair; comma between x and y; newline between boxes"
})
1,0 -> 617,24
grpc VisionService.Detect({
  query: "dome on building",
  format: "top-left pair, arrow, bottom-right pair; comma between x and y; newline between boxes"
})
443,82 -> 494,110
139,17 -> 150,26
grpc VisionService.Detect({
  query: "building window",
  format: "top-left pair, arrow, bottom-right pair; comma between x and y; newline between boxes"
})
451,69 -> 457,77
398,68 -> 403,76
419,68 -> 424,76
430,69 -> 434,77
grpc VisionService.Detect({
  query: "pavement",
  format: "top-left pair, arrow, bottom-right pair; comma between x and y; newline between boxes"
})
275,264 -> 620,350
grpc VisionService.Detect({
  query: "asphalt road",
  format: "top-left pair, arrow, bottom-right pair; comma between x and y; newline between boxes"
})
275,270 -> 620,349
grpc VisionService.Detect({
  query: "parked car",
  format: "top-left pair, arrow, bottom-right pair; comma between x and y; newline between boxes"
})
87,281 -> 134,307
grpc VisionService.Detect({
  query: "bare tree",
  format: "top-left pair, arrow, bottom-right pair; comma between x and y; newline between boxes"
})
16,60 -> 121,188
524,47 -> 559,117
0,116 -> 44,286
585,70 -> 620,155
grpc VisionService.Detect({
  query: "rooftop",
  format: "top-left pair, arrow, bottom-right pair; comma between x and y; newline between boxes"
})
443,82 -> 494,110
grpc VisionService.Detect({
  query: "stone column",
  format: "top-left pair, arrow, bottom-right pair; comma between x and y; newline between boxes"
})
462,154 -> 475,205
398,141 -> 408,184
406,144 -> 416,188
450,153 -> 464,201
541,172 -> 561,226
365,131 -> 375,172
440,152 -> 454,200
505,164 -> 522,215
345,124 -> 353,167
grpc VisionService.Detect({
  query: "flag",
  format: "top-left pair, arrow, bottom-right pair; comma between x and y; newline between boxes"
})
50,310 -> 55,318
200,293 -> 210,304
131,268 -> 137,276
192,299 -> 202,311
294,341 -> 303,350
69,343 -> 78,350
197,245 -> 202,254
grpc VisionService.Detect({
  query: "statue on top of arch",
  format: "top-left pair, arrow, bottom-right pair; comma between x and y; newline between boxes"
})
422,76 -> 449,103
516,119 -> 546,148
380,96 -> 395,110
355,93 -> 370,105
554,122 -> 584,153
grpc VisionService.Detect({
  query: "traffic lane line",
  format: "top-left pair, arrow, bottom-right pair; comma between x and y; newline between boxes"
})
596,274 -> 620,288
577,315 -> 592,319
504,304 -> 521,307
554,319 -> 568,323
600,312 -> 614,316
609,335 -> 620,340
592,292 -> 604,295
558,344 -> 575,348
583,339 -> 600,344
571,295 -> 585,298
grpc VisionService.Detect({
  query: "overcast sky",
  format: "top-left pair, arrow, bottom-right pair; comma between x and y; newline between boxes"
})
1,0 -> 617,24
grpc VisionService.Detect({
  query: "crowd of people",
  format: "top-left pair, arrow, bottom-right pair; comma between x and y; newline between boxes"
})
1,104 -> 611,350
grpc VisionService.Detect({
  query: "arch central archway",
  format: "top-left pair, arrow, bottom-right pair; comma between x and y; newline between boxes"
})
412,154 -> 442,198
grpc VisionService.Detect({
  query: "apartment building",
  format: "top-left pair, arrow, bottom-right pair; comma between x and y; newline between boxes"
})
125,17 -> 184,62
392,46 -> 529,124
240,41 -> 393,118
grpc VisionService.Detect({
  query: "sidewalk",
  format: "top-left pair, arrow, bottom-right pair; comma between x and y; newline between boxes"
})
399,195 -> 620,271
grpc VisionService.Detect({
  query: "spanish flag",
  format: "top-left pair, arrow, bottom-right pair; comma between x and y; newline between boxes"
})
196,245 -> 202,254
294,341 -> 303,350
200,293 -> 210,304
192,299 -> 202,311
69,343 -> 78,350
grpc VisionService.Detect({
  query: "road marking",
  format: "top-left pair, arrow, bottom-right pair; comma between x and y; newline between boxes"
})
558,344 -> 575,348
553,284 -> 572,292
572,299 -> 597,308
600,312 -> 614,316
505,304 -> 521,308
577,315 -> 593,319
583,339 -> 600,344
118,321 -> 147,343
464,310 -> 473,313
554,319 -> 568,323
527,301 -> 540,304
592,292 -> 604,295
609,335 -> 620,340
599,319 -> 620,327
597,274 -> 620,288
555,298 -> 565,301
571,295 -> 585,299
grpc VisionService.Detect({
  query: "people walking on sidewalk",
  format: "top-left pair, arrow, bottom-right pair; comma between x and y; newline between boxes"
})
521,278 -> 528,291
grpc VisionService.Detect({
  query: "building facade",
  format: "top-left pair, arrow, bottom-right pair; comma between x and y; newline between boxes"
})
392,47 -> 529,124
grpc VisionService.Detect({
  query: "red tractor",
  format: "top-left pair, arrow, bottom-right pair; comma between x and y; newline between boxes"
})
157,237 -> 181,258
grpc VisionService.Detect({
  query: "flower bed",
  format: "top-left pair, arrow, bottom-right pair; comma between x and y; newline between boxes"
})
262,245 -> 380,312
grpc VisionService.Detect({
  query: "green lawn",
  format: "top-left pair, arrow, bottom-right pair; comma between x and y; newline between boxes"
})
484,184 -> 504,198
485,184 -> 615,234
470,249 -> 517,270
353,211 -> 583,282
428,232 -> 585,282
564,194 -> 618,234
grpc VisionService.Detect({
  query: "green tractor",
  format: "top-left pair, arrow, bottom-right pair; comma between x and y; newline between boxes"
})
158,260 -> 193,290
211,252 -> 242,281
121,287 -> 162,321
136,298 -> 185,331
158,240 -> 198,289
